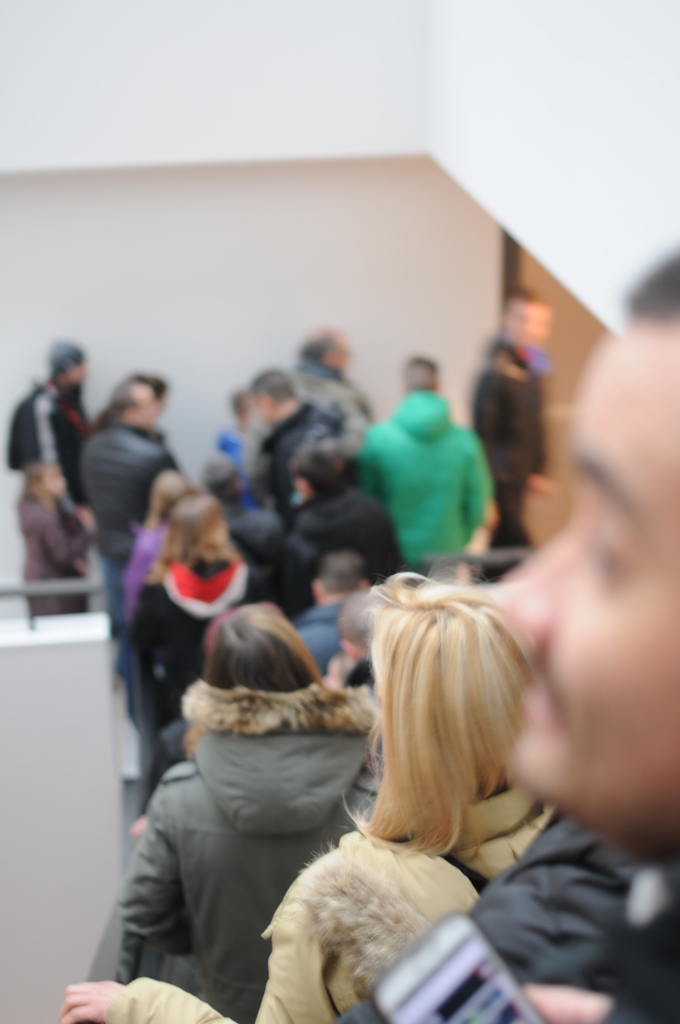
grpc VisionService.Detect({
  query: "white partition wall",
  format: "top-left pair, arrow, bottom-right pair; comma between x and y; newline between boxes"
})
0,614 -> 120,1023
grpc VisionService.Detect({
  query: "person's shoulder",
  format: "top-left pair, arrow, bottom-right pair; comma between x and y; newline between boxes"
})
159,761 -> 199,787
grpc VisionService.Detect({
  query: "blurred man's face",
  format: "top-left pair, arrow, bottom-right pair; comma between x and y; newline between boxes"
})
503,299 -> 552,348
502,299 -> 533,345
507,323 -> 680,858
54,361 -> 87,392
323,334 -> 350,373
253,393 -> 277,426
525,302 -> 553,348
124,383 -> 160,432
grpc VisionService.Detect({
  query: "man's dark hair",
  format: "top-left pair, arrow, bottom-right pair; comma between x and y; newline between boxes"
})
291,439 -> 346,496
315,550 -> 367,594
504,285 -> 541,307
109,379 -> 150,420
251,369 -> 296,403
231,389 -> 252,418
202,454 -> 240,503
133,374 -> 168,400
299,334 -> 338,364
404,356 -> 439,392
628,251 -> 680,321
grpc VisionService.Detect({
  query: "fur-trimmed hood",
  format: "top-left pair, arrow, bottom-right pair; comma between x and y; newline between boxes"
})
182,679 -> 376,736
290,852 -> 427,1000
263,793 -> 548,1008
182,682 -> 376,836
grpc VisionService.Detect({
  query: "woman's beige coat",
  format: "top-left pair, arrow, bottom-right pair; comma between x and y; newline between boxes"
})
107,790 -> 548,1024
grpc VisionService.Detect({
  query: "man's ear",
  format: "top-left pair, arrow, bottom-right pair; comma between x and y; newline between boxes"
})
340,638 -> 365,663
358,579 -> 370,591
311,579 -> 325,604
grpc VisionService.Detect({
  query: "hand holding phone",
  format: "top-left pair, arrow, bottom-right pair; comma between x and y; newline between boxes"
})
373,915 -> 545,1024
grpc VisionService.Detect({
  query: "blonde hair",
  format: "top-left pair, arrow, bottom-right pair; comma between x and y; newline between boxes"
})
144,470 -> 195,529
147,493 -> 240,584
358,573 -> 531,855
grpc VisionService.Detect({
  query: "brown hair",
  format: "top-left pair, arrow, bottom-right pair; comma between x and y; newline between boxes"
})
144,470 -> 195,529
147,493 -> 240,583
204,604 -> 320,692
357,574 -> 531,855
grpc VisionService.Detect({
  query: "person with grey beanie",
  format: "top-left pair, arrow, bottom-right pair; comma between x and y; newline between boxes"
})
8,339 -> 90,505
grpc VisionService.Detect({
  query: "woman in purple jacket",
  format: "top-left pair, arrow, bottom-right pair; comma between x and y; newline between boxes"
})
123,470 -> 195,622
19,462 -> 93,616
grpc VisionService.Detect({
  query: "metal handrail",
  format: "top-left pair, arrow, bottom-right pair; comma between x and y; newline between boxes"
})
0,577 -> 105,599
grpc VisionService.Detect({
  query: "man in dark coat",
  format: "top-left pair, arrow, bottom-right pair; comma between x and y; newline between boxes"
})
81,378 -> 177,718
8,340 -> 90,505
473,287 -> 554,547
251,369 -> 342,530
281,439 -> 402,616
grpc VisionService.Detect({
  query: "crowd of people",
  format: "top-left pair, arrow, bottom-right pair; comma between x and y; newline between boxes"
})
14,263 -> 680,1024
8,299 -> 553,729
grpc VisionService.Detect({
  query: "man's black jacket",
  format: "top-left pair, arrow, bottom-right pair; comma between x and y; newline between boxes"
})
473,337 -> 545,488
81,423 -> 177,561
262,403 -> 342,529
282,485 -> 402,615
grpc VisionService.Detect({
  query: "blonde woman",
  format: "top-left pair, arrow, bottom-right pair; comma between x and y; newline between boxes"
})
59,574 -> 548,1024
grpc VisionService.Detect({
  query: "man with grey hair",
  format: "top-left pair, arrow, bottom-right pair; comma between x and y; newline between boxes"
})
202,453 -> 284,574
291,329 -> 372,457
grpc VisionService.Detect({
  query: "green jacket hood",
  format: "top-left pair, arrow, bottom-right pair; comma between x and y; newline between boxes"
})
183,681 -> 376,836
392,390 -> 452,441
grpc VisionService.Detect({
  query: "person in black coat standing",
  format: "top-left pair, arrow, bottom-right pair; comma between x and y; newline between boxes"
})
282,439 -> 402,616
81,378 -> 177,718
473,287 -> 555,547
251,369 -> 342,530
8,340 -> 90,506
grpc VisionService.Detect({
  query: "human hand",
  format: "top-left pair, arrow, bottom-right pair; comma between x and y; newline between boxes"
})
527,474 -> 557,498
76,505 -> 96,532
58,981 -> 124,1024
524,984 -> 612,1023
73,558 -> 88,577
129,815 -> 148,840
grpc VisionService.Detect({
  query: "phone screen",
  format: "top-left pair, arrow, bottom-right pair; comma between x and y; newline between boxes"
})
387,933 -> 539,1024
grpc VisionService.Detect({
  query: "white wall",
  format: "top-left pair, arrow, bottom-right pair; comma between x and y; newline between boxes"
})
0,156 -> 501,581
429,0 -> 680,329
0,0 -> 427,172
0,615 -> 119,1023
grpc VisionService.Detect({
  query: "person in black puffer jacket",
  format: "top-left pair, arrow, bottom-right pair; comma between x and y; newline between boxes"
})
282,440 -> 403,616
81,378 -> 177,717
251,369 -> 343,530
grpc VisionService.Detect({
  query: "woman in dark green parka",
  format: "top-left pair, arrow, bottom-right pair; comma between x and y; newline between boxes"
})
117,604 -> 376,1024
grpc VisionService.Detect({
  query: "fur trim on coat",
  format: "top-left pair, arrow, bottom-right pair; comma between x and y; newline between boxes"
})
182,679 -> 377,736
290,853 -> 427,998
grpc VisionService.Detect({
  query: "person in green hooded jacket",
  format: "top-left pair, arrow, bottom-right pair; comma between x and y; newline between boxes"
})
357,357 -> 492,569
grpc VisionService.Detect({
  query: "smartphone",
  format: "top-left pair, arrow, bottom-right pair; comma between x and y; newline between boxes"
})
373,914 -> 545,1024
